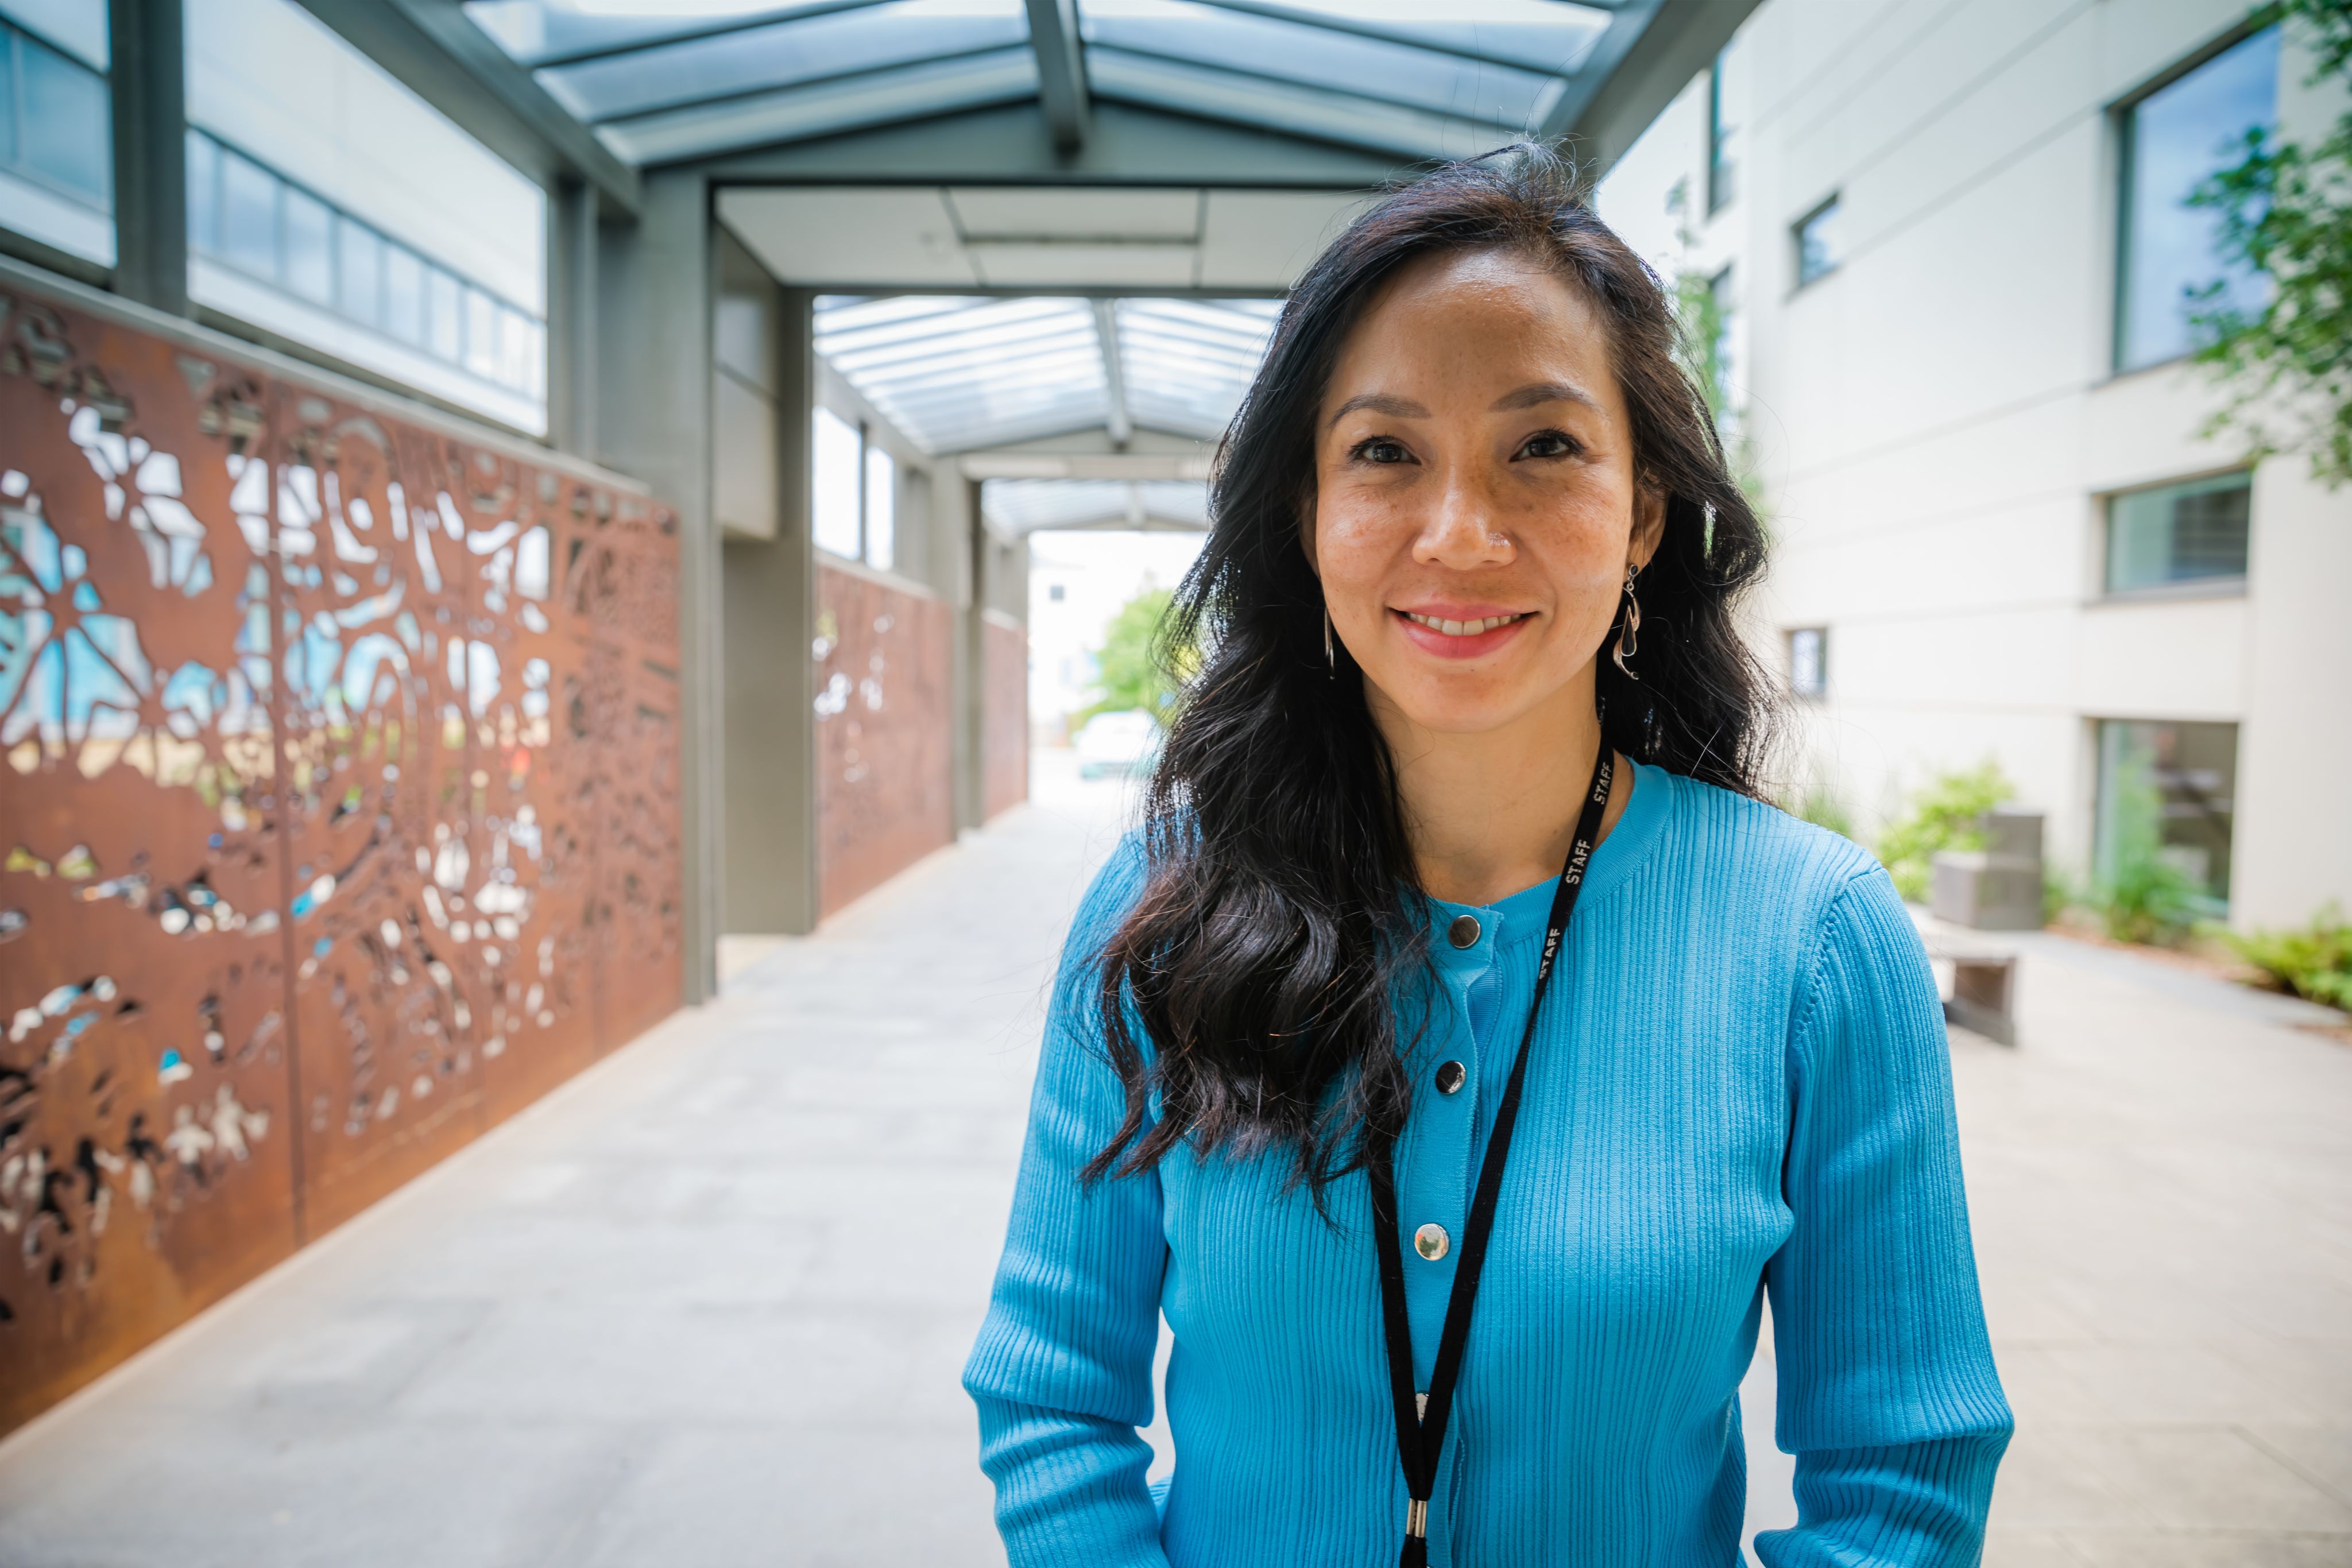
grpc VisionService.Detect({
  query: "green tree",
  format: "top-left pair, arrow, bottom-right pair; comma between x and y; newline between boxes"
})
2191,0 -> 2352,485
1082,585 -> 1192,724
1876,762 -> 2014,903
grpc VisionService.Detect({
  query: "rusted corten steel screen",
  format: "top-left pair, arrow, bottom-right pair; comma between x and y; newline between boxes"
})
0,281 -> 683,1434
982,611 -> 1027,823
813,563 -> 953,920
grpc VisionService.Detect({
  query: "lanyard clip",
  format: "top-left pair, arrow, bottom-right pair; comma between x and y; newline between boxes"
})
1405,1498 -> 1428,1538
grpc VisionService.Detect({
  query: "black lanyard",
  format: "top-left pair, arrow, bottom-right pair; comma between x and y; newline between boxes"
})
1367,748 -> 1614,1568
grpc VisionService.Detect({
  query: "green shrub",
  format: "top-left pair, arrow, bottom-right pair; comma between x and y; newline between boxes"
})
1780,784 -> 1855,841
2087,756 -> 2204,944
2223,907 -> 2352,1012
1876,762 -> 2013,903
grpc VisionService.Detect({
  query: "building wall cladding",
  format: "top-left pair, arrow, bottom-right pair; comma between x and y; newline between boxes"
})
0,277 -> 683,1434
1599,0 -> 2351,929
982,609 -> 1028,823
813,561 -> 955,919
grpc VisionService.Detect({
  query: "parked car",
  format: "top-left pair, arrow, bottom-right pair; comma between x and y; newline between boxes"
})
1074,709 -> 1161,779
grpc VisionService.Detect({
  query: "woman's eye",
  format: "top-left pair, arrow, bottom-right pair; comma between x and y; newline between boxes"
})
1517,430 -> 1580,460
1352,438 -> 1411,464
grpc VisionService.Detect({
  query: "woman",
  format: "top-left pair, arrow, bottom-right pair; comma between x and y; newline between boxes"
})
964,146 -> 2010,1568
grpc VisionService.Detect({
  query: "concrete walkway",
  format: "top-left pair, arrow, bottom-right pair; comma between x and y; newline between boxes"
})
2,756 -> 2347,1566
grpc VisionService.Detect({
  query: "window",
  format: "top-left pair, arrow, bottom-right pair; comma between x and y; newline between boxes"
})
184,130 -> 546,402
1786,627 -> 1826,698
2095,719 -> 2237,909
184,0 -> 546,430
1703,264 -> 1736,429
1706,53 -> 1737,215
862,444 -> 896,573
0,9 -> 112,264
2105,471 -> 2251,594
811,407 -> 865,559
1794,197 -> 1842,288
2116,27 -> 2279,371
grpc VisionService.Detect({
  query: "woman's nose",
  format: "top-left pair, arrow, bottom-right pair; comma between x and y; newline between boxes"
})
1413,475 -> 1511,568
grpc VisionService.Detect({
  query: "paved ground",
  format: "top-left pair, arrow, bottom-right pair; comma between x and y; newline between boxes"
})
1,754 -> 2347,1566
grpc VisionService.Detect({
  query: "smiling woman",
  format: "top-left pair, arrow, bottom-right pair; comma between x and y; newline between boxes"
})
964,144 -> 2011,1568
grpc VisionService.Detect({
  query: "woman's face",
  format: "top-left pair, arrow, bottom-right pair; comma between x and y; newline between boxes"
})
1308,246 -> 1662,738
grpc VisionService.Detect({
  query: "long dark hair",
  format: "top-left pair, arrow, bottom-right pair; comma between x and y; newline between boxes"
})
1083,144 -> 1774,1199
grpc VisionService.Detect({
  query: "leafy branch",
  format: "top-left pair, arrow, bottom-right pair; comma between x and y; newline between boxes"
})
2190,0 -> 2352,485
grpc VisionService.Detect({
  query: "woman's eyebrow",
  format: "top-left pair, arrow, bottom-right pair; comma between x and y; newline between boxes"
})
1492,381 -> 1600,413
1326,392 -> 1429,429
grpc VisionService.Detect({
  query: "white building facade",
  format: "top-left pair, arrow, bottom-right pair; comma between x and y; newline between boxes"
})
1599,0 -> 2352,932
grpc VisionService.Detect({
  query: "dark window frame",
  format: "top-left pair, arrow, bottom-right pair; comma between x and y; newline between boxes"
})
1706,53 -> 1735,216
2099,467 -> 2253,599
2109,18 -> 2283,375
1793,195 -> 1840,289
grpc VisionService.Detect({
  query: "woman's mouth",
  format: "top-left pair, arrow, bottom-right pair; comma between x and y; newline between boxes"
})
1390,607 -> 1534,659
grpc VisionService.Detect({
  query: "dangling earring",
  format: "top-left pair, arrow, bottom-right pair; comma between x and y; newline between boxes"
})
1323,606 -> 1336,676
1612,564 -> 1642,680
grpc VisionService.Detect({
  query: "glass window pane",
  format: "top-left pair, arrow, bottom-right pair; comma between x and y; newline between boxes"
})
811,408 -> 864,558
2106,471 -> 2251,591
426,268 -> 461,361
218,147 -> 279,278
18,29 -> 110,203
2095,719 -> 2237,907
1787,627 -> 1825,696
462,287 -> 497,378
0,30 -> 18,171
2119,28 -> 2279,370
1796,197 -> 1841,287
384,244 -> 425,344
1707,55 -> 1736,214
184,130 -> 217,253
282,185 -> 332,303
336,216 -> 382,327
519,316 -> 546,400
864,446 -> 895,571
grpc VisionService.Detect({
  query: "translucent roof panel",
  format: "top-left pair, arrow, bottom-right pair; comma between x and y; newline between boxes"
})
463,0 -> 1630,167
1115,298 -> 1278,439
464,0 -> 1038,164
982,479 -> 1210,533
817,295 -> 1109,453
817,293 -> 1278,454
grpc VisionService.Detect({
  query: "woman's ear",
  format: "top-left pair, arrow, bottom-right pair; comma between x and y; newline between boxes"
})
1629,485 -> 1667,572
1298,492 -> 1321,577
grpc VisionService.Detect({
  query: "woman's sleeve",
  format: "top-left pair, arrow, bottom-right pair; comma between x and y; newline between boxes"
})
962,845 -> 1171,1568
1757,867 -> 2015,1568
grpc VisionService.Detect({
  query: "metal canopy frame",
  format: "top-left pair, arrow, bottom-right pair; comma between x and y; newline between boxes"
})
813,292 -> 1278,455
450,0 -> 1731,172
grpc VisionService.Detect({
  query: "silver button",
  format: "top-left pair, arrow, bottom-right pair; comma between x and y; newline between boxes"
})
1447,913 -> 1480,948
1434,1060 -> 1466,1095
1414,1223 -> 1450,1261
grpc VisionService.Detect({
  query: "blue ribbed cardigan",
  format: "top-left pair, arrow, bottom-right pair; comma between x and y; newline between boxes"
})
964,762 -> 2012,1566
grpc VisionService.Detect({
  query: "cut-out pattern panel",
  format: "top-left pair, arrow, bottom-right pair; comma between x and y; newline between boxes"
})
813,564 -> 951,919
982,610 -> 1027,823
0,280 -> 681,1432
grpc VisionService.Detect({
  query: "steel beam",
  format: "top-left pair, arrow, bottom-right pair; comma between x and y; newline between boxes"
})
1024,0 -> 1092,154
292,0 -> 642,218
108,0 -> 188,315
1090,299 -> 1132,448
701,99 -> 1399,187
1543,0 -> 1760,175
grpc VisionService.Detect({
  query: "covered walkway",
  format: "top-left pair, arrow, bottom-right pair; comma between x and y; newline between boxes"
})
3,758 -> 2349,1565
